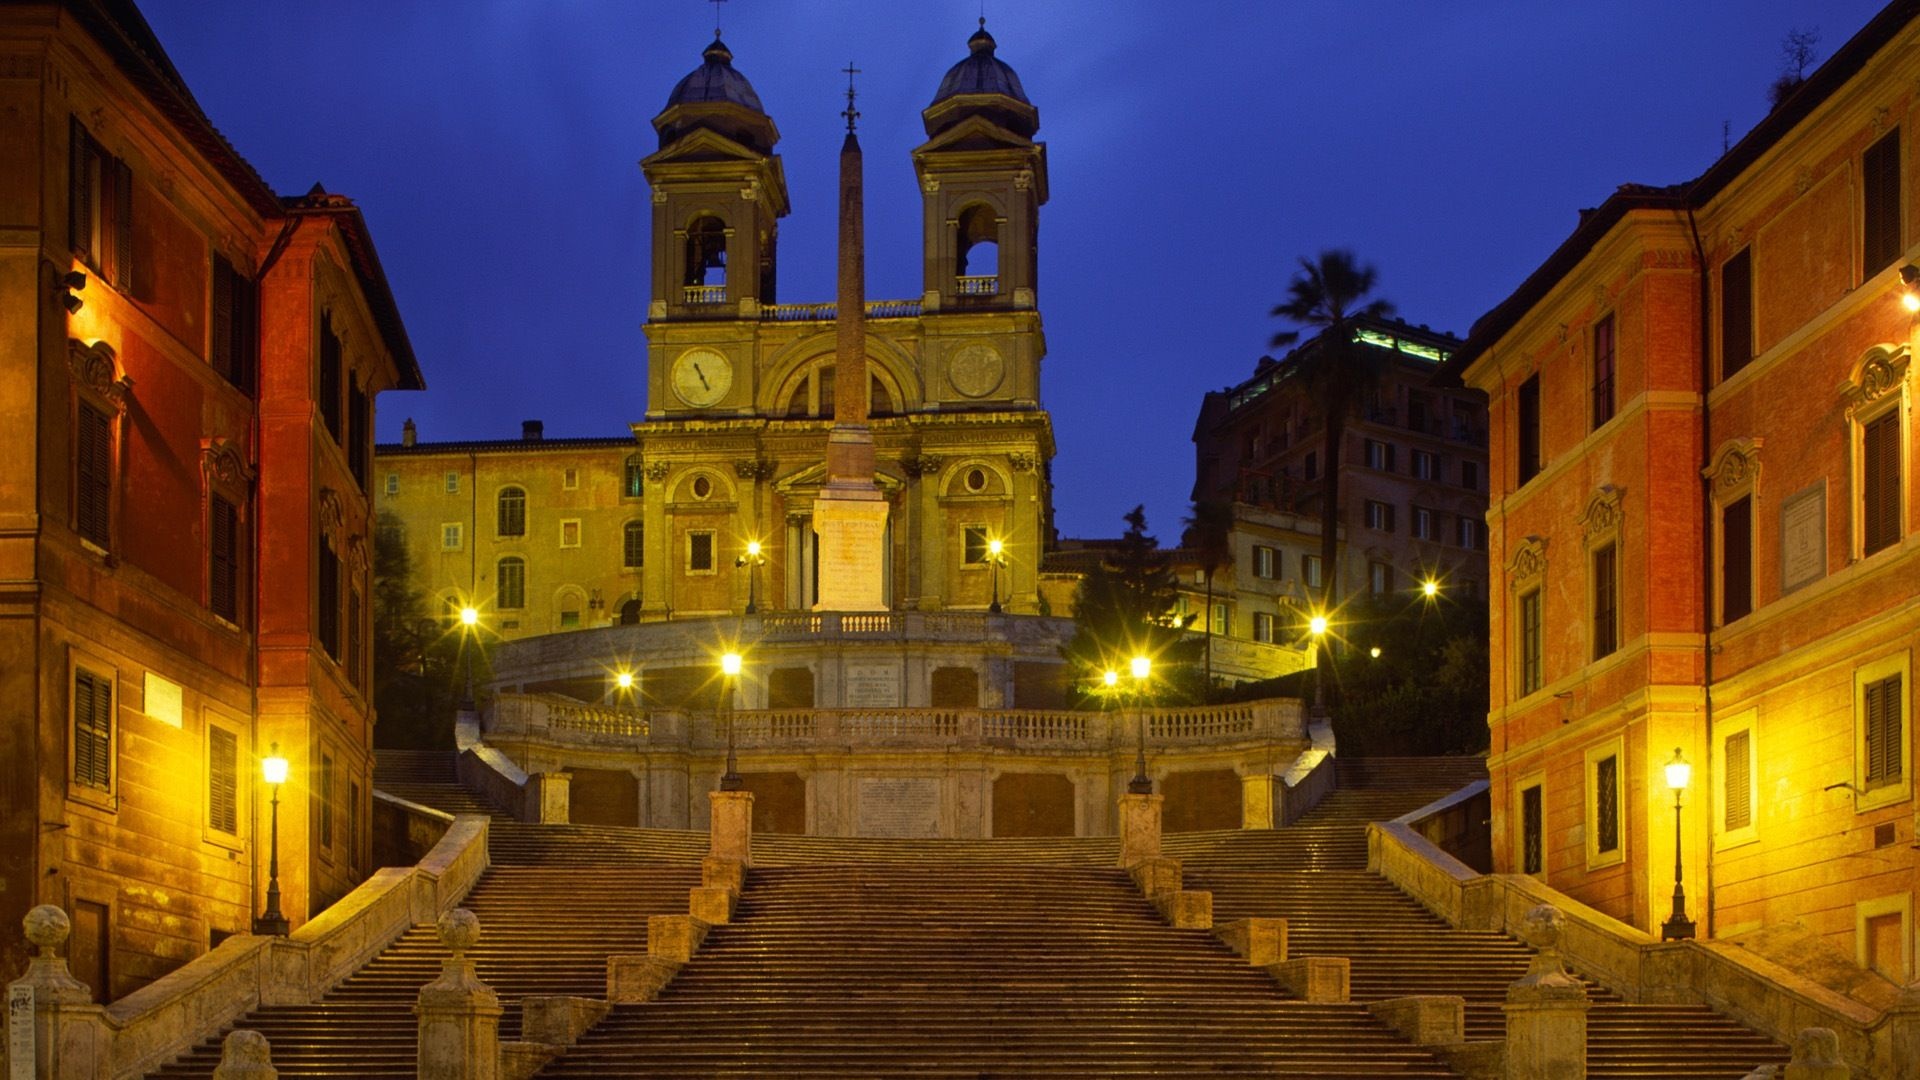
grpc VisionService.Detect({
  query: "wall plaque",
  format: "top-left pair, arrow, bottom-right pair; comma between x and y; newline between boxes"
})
1779,482 -> 1826,596
843,663 -> 902,708
8,984 -> 33,1080
857,776 -> 941,837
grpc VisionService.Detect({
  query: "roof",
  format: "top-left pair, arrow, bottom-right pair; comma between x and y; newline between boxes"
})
932,22 -> 1030,106
286,188 -> 423,390
376,436 -> 636,456
1210,315 -> 1463,421
665,36 -> 765,114
1443,0 -> 1920,381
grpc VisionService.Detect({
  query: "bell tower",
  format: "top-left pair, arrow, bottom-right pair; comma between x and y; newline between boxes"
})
914,21 -> 1047,313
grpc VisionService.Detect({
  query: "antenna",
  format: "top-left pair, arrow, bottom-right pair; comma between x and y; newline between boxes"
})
1722,119 -> 1730,154
709,0 -> 727,37
842,61 -> 861,133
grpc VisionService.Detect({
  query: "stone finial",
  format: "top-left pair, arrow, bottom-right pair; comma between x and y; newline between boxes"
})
19,904 -> 91,1002
24,904 -> 71,953
213,1029 -> 277,1079
438,908 -> 480,957
1514,904 -> 1583,991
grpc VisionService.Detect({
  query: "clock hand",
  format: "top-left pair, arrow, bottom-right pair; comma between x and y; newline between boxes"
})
694,364 -> 710,390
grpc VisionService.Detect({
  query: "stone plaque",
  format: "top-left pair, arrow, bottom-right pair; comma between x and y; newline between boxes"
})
858,776 -> 941,837
8,984 -> 32,1080
1779,482 -> 1825,595
844,663 -> 902,708
813,493 -> 889,612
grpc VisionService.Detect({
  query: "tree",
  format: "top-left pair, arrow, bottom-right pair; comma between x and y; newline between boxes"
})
1181,498 -> 1236,695
1324,592 -> 1490,756
1768,27 -> 1820,108
1063,506 -> 1202,705
372,513 -> 476,749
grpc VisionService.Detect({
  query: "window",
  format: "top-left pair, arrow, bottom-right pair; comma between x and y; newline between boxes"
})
1412,506 -> 1435,541
72,667 -> 113,792
1212,602 -> 1228,634
1456,516 -> 1483,550
347,382 -> 369,490
208,726 -> 238,836
559,609 -> 581,630
210,255 -> 257,394
349,782 -> 361,874
1520,783 -> 1543,875
317,532 -> 340,660
1592,543 -> 1618,660
623,455 -> 644,499
441,523 -> 463,551
318,313 -> 342,442
1723,728 -> 1753,835
209,495 -> 240,623
1460,460 -> 1480,491
624,522 -> 644,569
1364,439 -> 1395,471
384,474 -> 399,497
1864,673 -> 1905,791
68,117 -> 132,287
1864,128 -> 1903,277
1253,545 -> 1276,579
1592,752 -> 1620,859
562,468 -> 579,490
1519,588 -> 1543,695
497,487 -> 527,537
1854,654 -> 1909,811
1253,612 -> 1275,643
560,519 -> 581,548
688,531 -> 714,573
1368,561 -> 1392,596
317,754 -> 334,851
1302,554 -> 1323,590
1517,374 -> 1541,484
347,589 -> 364,688
1862,411 -> 1902,557
444,471 -> 460,495
1364,500 -> 1394,532
1591,314 -> 1615,430
1304,452 -> 1318,481
1412,449 -> 1438,481
963,525 -> 989,565
1407,396 -> 1429,435
1721,495 -> 1753,623
1721,247 -> 1753,379
497,557 -> 525,609
76,401 -> 113,548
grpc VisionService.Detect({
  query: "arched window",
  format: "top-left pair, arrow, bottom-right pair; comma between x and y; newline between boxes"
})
684,215 -> 727,287
497,487 -> 526,537
871,375 -> 893,417
623,521 -> 644,569
955,205 -> 999,286
623,454 -> 644,499
497,557 -> 525,609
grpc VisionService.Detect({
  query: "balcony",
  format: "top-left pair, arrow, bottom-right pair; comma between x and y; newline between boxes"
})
682,284 -> 727,306
955,275 -> 998,297
761,299 -> 923,322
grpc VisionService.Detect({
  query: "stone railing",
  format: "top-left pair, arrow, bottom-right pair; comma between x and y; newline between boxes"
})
756,611 -> 1000,641
955,274 -> 998,296
682,284 -> 726,305
759,298 -> 922,321
1368,796 -> 1920,1078
7,815 -> 490,1080
546,698 -> 649,737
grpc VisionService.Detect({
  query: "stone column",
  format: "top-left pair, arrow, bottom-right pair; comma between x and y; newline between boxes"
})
1239,772 -> 1274,830
709,789 -> 754,866
1116,792 -> 1162,868
6,905 -> 107,1080
1503,905 -> 1589,1080
525,772 -> 570,825
414,909 -> 500,1080
212,1030 -> 277,1079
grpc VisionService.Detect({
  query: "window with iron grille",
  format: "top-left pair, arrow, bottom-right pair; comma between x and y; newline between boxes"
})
688,532 -> 715,572
72,667 -> 113,791
497,487 -> 527,537
1864,128 -> 1903,276
1862,411 -> 1902,557
208,726 -> 237,835
1593,543 -> 1618,660
625,455 -> 645,499
624,522 -> 644,569
1520,588 -> 1543,695
1591,314 -> 1615,430
1724,730 -> 1752,832
1521,784 -> 1543,874
1865,674 -> 1904,790
1594,754 -> 1619,854
497,557 -> 525,609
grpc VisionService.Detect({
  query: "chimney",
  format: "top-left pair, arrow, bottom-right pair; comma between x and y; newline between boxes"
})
401,418 -> 417,447
522,420 -> 543,442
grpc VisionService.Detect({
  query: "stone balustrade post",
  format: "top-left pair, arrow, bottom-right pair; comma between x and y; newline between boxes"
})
709,790 -> 754,866
1781,1027 -> 1848,1080
6,905 -> 108,1080
1240,773 -> 1274,829
415,909 -> 501,1080
525,772 -> 570,825
212,1030 -> 277,1079
1504,905 -> 1589,1080
1116,792 -> 1162,868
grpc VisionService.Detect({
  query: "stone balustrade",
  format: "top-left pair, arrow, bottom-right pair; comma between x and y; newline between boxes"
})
759,298 -> 922,321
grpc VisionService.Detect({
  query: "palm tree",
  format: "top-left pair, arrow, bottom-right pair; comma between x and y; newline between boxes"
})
1182,499 -> 1236,695
1270,250 -> 1395,621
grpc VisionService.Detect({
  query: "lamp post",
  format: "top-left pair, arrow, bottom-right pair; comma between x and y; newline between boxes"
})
254,745 -> 290,936
458,604 -> 480,710
1661,747 -> 1696,941
719,651 -> 743,791
738,540 -> 766,615
987,537 -> 1005,614
1127,654 -> 1153,795
1307,612 -> 1329,720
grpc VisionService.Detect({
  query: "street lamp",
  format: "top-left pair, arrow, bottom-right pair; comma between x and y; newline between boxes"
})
254,745 -> 290,936
719,651 -> 743,791
1661,747 -> 1696,941
1421,579 -> 1440,600
737,540 -> 766,615
1127,654 -> 1153,795
458,604 -> 480,710
987,537 -> 1006,614
1307,612 -> 1329,720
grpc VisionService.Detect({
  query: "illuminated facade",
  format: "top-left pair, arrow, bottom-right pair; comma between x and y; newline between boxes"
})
1450,3 -> 1920,982
0,0 -> 420,1000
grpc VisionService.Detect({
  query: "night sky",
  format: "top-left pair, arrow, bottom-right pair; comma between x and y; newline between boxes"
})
140,0 -> 1881,541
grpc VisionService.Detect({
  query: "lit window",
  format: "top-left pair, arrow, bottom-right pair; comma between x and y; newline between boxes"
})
1253,545 -> 1276,579
441,523 -> 463,551
497,487 -> 526,537
1412,506 -> 1435,542
963,525 -> 989,565
384,474 -> 399,497
1253,612 -> 1275,643
497,557 -> 525,609
1364,500 -> 1394,532
444,471 -> 459,495
623,454 -> 644,499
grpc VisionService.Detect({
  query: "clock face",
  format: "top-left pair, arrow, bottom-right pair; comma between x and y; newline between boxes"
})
671,348 -> 733,408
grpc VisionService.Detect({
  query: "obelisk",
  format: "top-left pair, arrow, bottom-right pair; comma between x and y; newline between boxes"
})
812,66 -> 889,612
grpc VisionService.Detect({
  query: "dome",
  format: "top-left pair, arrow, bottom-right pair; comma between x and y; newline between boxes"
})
930,21 -> 1029,107
665,36 -> 766,114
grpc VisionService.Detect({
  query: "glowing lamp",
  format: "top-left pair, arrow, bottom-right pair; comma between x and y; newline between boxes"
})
459,605 -> 479,627
1103,669 -> 1118,687
721,652 -> 742,677
1309,614 -> 1329,637
262,752 -> 289,786
1369,646 -> 1382,659
988,538 -> 1004,558
615,671 -> 634,690
1422,579 -> 1440,598
1664,748 -> 1691,793
1130,655 -> 1151,680
746,540 -> 762,558
1902,265 -> 1920,311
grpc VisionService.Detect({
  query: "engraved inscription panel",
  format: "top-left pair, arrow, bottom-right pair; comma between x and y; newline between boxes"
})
858,776 -> 941,837
1779,482 -> 1825,595
844,663 -> 902,707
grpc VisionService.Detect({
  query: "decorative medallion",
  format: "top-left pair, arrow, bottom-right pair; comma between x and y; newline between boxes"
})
1577,485 -> 1625,541
1509,535 -> 1550,583
66,339 -> 132,411
1703,440 -> 1762,494
1007,451 -> 1036,473
645,460 -> 671,482
200,438 -> 252,489
318,488 -> 344,542
948,343 -> 1005,399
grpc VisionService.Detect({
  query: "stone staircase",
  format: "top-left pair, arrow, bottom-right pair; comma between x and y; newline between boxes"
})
370,747 -> 504,816
542,859 -> 1459,1077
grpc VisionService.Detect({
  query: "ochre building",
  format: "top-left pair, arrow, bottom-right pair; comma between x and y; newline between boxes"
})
0,0 -> 420,999
1448,2 -> 1920,982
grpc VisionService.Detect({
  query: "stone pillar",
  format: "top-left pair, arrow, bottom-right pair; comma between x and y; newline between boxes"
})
709,790 -> 754,866
1116,792 -> 1162,868
1239,773 -> 1274,830
212,1030 -> 277,1079
1783,1027 -> 1848,1080
414,909 -> 500,1080
6,905 -> 107,1080
526,772 -> 570,825
1504,905 -> 1589,1080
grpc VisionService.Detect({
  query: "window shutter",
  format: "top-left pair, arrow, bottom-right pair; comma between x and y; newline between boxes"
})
1517,375 -> 1541,482
1865,675 -> 1903,787
111,157 -> 132,290
1724,730 -> 1752,832
73,669 -> 112,790
76,403 -> 112,547
1863,412 -> 1901,556
1865,130 -> 1903,275
210,495 -> 238,622
1722,496 -> 1752,622
69,118 -> 91,257
1722,249 -> 1753,379
211,257 -> 235,384
208,727 -> 237,834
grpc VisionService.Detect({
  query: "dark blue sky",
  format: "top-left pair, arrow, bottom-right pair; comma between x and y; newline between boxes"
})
142,0 -> 1880,540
